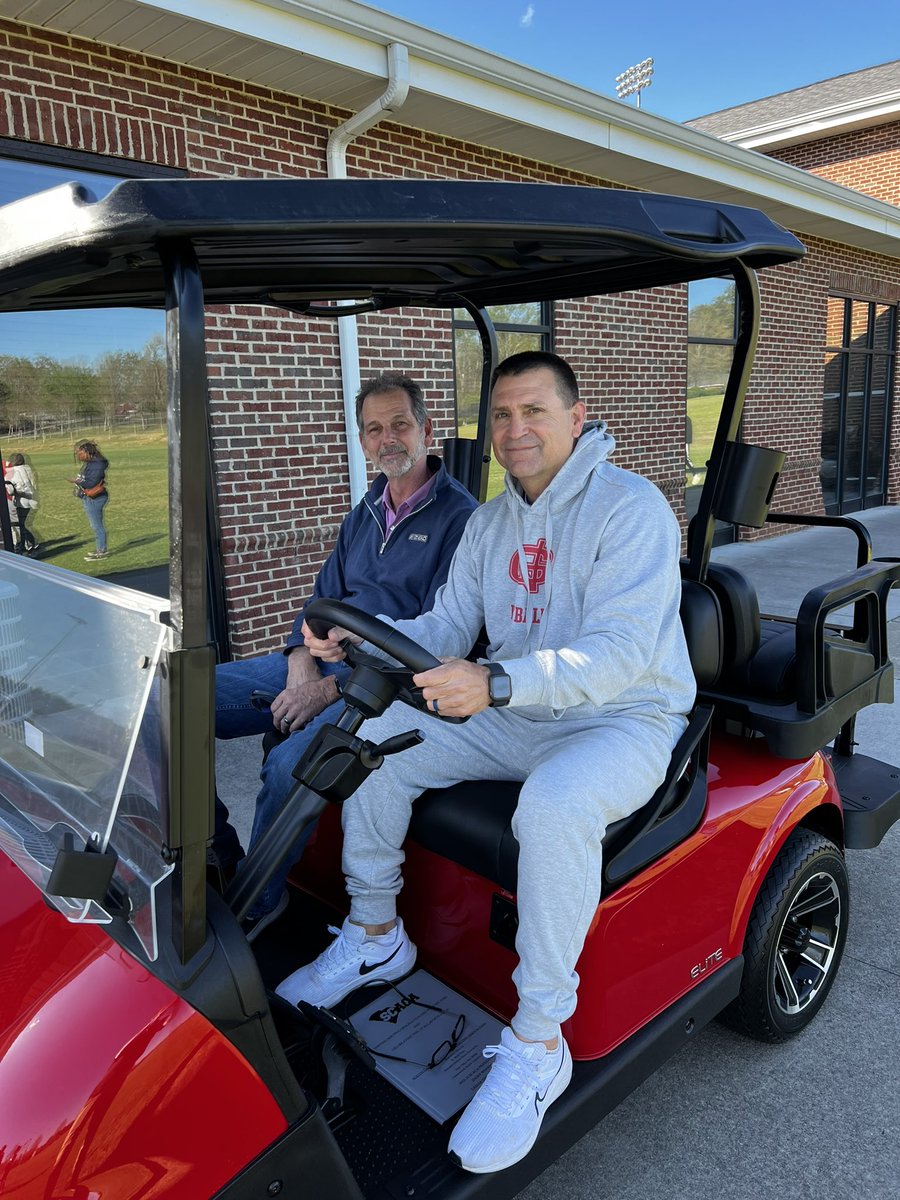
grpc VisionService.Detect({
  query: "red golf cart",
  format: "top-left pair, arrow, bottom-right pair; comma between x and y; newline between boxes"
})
0,179 -> 897,1200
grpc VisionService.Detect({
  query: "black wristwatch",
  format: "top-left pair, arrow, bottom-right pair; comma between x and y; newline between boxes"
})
486,662 -> 512,707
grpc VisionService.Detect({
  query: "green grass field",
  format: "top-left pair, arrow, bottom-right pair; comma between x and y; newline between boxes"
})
457,424 -> 506,500
686,392 -> 724,473
3,428 -> 169,576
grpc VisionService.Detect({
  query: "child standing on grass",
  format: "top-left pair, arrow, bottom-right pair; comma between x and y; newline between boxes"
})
69,440 -> 110,561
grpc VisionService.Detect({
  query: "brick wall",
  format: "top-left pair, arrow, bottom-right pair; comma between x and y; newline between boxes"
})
555,289 -> 688,519
771,121 -> 900,206
746,250 -> 831,523
1,17 -> 898,652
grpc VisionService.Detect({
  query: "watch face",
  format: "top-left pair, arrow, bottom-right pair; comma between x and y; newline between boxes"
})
489,667 -> 512,705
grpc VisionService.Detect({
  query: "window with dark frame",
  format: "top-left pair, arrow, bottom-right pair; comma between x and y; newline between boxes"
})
452,302 -> 552,431
452,302 -> 552,501
822,295 -> 896,515
685,279 -> 737,532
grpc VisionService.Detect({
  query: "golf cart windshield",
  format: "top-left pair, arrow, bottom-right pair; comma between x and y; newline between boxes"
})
0,554 -> 170,957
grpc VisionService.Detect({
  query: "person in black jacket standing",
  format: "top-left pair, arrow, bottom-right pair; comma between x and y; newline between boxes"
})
70,440 -> 109,561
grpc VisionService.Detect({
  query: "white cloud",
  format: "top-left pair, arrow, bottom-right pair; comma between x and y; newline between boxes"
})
520,5 -> 535,27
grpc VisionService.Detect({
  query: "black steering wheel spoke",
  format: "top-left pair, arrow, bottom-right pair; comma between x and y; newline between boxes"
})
305,599 -> 467,723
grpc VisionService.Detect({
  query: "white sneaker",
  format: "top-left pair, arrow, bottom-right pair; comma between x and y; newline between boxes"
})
449,1026 -> 573,1173
275,917 -> 416,1008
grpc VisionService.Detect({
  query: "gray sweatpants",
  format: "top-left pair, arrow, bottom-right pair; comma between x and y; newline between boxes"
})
342,702 -> 683,1042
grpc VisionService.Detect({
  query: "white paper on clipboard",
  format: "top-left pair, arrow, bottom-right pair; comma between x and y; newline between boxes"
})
349,969 -> 504,1124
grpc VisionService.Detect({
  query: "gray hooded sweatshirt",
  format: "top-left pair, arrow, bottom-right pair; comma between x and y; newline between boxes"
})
383,425 -> 696,725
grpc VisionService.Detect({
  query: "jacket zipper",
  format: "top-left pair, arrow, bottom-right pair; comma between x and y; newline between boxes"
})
364,491 -> 436,555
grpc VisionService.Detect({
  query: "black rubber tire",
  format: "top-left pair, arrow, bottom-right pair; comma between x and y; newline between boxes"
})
719,828 -> 849,1043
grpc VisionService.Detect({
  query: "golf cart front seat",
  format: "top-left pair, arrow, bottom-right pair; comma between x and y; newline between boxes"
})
697,555 -> 899,759
407,579 -> 721,898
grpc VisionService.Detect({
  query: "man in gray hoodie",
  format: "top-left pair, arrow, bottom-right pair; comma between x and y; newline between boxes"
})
281,351 -> 697,1174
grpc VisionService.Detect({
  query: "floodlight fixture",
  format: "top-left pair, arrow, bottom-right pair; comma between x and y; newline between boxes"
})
615,57 -> 654,108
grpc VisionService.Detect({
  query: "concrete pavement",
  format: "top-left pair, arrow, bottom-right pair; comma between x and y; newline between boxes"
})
216,506 -> 900,1200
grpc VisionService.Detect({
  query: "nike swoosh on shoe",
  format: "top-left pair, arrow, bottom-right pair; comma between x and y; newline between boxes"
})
358,942 -> 403,975
533,1058 -> 564,1114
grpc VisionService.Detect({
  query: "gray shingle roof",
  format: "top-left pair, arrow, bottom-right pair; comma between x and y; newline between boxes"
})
687,59 -> 900,137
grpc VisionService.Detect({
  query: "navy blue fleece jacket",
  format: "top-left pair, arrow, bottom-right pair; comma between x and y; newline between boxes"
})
285,455 -> 476,651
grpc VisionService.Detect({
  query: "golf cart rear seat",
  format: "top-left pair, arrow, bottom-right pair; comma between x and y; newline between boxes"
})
407,579 -> 721,897
675,435 -> 900,757
696,554 -> 899,759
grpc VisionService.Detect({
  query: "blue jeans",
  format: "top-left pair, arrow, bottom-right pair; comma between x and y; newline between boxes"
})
15,506 -> 36,551
214,652 -> 348,916
82,493 -> 108,552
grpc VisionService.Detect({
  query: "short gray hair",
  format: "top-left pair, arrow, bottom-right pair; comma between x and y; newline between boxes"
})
355,373 -> 427,432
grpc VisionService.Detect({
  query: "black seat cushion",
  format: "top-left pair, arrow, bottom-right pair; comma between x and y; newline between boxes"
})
410,781 -> 521,890
409,780 -> 633,895
721,618 -> 876,704
725,618 -> 797,699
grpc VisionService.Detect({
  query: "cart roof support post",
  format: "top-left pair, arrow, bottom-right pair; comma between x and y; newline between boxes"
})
685,260 -> 761,582
162,241 -> 215,964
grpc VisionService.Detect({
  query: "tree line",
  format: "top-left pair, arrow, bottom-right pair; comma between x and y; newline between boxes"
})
0,336 -> 166,437
687,286 -> 736,392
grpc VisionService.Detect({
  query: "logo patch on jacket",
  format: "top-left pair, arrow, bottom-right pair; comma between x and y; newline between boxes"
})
408,533 -> 429,543
509,538 -> 553,594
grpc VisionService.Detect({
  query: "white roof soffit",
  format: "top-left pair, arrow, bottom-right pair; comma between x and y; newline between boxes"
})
721,94 -> 900,152
4,0 -> 900,258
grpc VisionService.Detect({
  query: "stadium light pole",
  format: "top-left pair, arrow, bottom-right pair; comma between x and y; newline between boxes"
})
615,58 -> 654,108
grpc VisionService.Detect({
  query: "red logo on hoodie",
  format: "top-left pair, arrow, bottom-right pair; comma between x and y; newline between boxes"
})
509,539 -> 553,594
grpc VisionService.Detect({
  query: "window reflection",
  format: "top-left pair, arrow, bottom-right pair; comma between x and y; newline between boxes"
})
685,280 -> 736,528
0,155 -> 168,591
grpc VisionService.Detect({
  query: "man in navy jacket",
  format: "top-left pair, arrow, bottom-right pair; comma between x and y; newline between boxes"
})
213,373 -> 476,935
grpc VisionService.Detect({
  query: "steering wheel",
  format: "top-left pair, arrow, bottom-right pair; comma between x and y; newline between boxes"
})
304,597 -> 466,722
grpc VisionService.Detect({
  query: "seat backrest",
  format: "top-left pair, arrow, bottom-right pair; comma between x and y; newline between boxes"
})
441,437 -> 478,493
701,561 -> 761,671
679,579 -> 724,688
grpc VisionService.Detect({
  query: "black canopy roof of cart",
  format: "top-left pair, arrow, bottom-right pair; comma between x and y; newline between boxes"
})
0,178 -> 804,311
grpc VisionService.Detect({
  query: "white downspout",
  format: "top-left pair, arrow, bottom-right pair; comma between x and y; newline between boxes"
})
327,42 -> 410,505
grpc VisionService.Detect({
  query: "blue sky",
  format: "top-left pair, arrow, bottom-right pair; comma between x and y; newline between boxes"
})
370,0 -> 898,122
2,310 -> 164,364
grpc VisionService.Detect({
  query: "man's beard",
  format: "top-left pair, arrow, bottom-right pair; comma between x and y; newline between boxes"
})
378,428 -> 426,478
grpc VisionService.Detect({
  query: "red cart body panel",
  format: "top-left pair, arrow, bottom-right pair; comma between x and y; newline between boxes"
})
298,735 -> 843,1058
0,855 -> 287,1200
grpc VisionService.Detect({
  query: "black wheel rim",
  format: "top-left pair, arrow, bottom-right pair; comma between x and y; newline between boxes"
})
773,870 -> 842,1016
